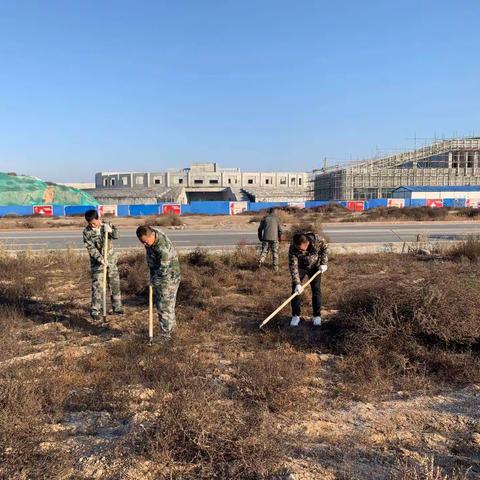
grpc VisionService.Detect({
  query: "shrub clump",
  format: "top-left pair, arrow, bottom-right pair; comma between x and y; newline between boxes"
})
448,236 -> 480,263
332,274 -> 480,398
145,213 -> 184,227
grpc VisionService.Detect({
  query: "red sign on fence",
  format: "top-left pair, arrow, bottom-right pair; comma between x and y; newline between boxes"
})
33,205 -> 53,216
162,204 -> 181,215
98,205 -> 117,217
427,199 -> 443,208
387,199 -> 404,208
346,201 -> 365,212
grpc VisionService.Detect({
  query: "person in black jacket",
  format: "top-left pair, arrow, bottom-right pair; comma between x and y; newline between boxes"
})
288,232 -> 328,327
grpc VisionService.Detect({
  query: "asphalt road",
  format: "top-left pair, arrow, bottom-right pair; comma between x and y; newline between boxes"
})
1,222 -> 480,251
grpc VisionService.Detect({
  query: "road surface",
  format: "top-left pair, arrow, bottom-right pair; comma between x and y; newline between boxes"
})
1,222 -> 480,251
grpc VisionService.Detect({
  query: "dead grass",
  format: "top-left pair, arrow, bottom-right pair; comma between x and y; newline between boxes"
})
331,271 -> 480,399
448,236 -> 480,262
392,456 -> 470,480
145,212 -> 184,227
1,249 -> 480,478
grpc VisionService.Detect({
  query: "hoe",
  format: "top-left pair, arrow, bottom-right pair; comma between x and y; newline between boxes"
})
260,269 -> 322,329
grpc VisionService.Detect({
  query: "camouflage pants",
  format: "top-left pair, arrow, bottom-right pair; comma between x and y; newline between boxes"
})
259,241 -> 279,268
152,275 -> 181,335
91,264 -> 122,314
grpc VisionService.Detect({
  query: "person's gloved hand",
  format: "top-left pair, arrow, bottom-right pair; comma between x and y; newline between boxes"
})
320,264 -> 328,274
295,284 -> 303,295
103,223 -> 113,234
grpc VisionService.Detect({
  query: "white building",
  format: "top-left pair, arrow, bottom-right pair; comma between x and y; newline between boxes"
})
91,163 -> 311,204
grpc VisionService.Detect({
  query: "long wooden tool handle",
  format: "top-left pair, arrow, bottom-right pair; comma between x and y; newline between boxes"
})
148,285 -> 154,341
102,228 -> 109,319
259,269 -> 322,329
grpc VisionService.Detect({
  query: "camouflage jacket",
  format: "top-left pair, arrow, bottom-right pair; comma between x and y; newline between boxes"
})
83,222 -> 118,268
288,232 -> 328,285
258,214 -> 283,242
146,228 -> 181,285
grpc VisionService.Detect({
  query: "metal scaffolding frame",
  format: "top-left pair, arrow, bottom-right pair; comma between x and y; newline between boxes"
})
313,138 -> 480,201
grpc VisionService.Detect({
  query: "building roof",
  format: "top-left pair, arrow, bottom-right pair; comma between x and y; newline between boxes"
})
394,185 -> 480,192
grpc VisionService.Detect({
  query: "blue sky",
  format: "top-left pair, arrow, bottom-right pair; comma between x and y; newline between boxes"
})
0,0 -> 479,182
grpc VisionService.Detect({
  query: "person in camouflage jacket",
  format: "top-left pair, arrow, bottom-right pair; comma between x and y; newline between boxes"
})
258,208 -> 283,271
83,209 -> 123,320
288,231 -> 328,327
136,225 -> 181,339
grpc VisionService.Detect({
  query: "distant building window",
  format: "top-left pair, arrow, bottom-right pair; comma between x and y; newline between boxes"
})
299,178 -> 302,185
209,179 -> 219,184
194,179 -> 203,185
247,179 -> 254,184
135,177 -> 144,185
265,179 -> 270,185
104,178 -> 108,187
280,177 -> 286,185
110,179 -> 115,186
291,178 -> 295,184
228,178 -> 232,184
121,176 -> 128,185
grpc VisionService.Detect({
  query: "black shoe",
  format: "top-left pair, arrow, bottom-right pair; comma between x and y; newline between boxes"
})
112,308 -> 125,315
90,312 -> 100,321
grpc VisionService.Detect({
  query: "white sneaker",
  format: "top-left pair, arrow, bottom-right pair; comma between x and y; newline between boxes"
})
290,315 -> 301,327
312,316 -> 322,327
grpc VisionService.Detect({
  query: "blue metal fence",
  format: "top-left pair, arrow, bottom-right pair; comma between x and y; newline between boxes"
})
0,198 -> 476,217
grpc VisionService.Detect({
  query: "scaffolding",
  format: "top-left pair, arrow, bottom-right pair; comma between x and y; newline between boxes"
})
313,138 -> 480,201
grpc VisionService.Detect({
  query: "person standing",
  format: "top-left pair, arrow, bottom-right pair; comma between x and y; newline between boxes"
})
288,231 -> 328,327
258,208 -> 283,271
83,209 -> 124,321
136,225 -> 181,340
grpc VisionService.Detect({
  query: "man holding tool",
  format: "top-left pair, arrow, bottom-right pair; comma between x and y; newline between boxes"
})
288,231 -> 328,327
136,225 -> 181,342
257,207 -> 283,271
83,209 -> 124,322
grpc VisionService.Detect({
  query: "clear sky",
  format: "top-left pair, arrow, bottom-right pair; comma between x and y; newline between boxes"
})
0,0 -> 479,182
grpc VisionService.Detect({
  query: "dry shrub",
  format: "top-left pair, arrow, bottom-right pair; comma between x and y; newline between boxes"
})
0,251 -> 87,305
186,247 -> 218,268
332,274 -> 480,398
0,368 -> 73,478
233,350 -> 309,412
392,456 -> 470,480
119,391 -> 283,479
456,207 -> 480,218
118,251 -> 149,296
352,207 -> 450,222
145,213 -> 183,227
448,236 -> 480,262
0,253 -> 50,304
0,306 -> 31,362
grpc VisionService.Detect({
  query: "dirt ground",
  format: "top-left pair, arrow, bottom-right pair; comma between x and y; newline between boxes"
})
0,248 -> 479,479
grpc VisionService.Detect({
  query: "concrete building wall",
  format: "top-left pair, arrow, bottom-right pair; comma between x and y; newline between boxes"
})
95,164 -> 309,191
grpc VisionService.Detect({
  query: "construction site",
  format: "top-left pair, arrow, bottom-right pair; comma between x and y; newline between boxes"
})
313,137 -> 480,201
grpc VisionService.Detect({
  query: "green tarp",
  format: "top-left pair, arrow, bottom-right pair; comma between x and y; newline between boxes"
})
0,173 -> 99,206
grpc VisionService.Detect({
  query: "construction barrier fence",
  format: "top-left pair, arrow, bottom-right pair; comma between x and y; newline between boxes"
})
1,198 -> 480,217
